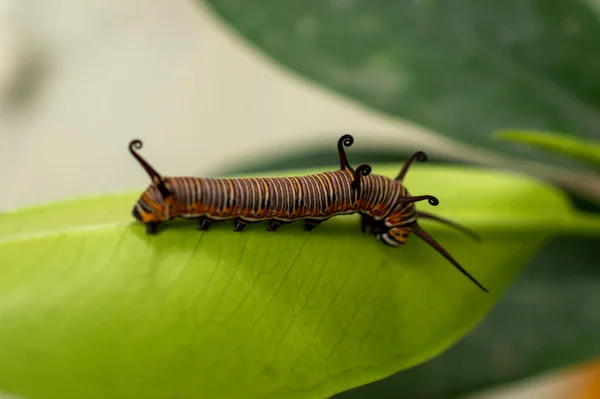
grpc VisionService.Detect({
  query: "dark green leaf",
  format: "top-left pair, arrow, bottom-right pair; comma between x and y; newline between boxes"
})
200,0 -> 600,171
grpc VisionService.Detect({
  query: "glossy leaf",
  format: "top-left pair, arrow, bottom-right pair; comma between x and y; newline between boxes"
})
0,165 -> 598,399
200,0 -> 600,171
223,144 -> 600,398
495,130 -> 600,167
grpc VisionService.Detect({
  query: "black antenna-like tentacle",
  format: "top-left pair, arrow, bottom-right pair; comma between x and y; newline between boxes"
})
410,223 -> 488,292
395,151 -> 427,181
417,211 -> 481,242
397,195 -> 439,206
351,164 -> 372,194
129,139 -> 171,198
129,139 -> 163,185
337,134 -> 355,172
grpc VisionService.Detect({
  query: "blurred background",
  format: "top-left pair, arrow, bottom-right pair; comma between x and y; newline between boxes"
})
1,0 -> 600,398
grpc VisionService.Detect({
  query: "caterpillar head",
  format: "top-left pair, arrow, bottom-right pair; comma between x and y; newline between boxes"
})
356,145 -> 488,292
129,139 -> 174,225
365,218 -> 412,247
132,183 -> 171,223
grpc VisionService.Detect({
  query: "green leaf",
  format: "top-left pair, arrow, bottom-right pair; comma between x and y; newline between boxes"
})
494,129 -> 600,167
335,235 -> 600,399
0,165 -> 598,399
219,139 -> 600,397
199,0 -> 600,172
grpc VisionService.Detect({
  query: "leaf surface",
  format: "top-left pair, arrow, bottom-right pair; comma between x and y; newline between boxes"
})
335,235 -> 600,399
0,165 -> 596,399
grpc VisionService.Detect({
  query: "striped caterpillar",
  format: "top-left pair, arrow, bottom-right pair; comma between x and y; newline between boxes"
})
130,135 -> 487,292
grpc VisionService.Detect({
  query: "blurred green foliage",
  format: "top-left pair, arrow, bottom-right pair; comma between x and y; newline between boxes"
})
202,0 -> 600,173
495,129 -> 600,167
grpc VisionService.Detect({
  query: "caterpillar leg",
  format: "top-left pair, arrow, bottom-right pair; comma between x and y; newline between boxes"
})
233,218 -> 248,232
196,218 -> 214,231
266,219 -> 287,231
304,219 -> 323,231
360,214 -> 376,233
146,222 -> 160,235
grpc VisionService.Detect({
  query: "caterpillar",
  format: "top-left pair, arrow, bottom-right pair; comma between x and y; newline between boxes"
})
130,135 -> 488,292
